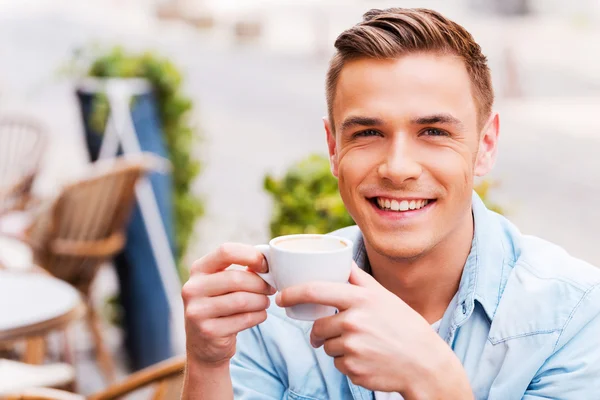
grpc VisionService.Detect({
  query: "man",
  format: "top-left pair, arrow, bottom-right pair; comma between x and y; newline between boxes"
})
181,8 -> 600,399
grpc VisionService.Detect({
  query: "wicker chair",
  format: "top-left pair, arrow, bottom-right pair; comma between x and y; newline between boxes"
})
0,116 -> 46,216
24,154 -> 164,384
3,355 -> 185,400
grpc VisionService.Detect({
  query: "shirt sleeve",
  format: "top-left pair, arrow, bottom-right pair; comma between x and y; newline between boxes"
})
230,322 -> 286,399
523,285 -> 600,400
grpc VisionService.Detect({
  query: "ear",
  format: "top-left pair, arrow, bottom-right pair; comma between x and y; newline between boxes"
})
324,117 -> 339,178
474,112 -> 500,177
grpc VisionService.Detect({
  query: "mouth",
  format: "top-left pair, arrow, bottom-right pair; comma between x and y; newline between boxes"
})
368,196 -> 437,213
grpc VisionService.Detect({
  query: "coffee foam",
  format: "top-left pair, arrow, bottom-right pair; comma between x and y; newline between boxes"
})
274,237 -> 347,252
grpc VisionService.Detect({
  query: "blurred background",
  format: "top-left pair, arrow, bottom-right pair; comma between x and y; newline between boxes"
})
0,0 -> 598,398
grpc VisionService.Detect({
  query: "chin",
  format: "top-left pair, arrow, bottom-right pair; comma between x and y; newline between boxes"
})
366,233 -> 430,261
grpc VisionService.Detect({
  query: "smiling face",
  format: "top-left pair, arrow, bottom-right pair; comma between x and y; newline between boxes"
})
326,53 -> 499,261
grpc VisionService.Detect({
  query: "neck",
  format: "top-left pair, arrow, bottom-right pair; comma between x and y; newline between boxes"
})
365,211 -> 474,324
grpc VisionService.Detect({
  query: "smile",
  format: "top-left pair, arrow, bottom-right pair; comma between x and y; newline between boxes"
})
371,197 -> 435,212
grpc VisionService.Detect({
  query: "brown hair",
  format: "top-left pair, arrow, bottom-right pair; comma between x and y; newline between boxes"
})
326,8 -> 493,131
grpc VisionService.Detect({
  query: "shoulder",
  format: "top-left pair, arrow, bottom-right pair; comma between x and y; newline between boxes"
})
491,217 -> 600,347
489,210 -> 600,294
517,234 -> 600,291
517,234 -> 600,344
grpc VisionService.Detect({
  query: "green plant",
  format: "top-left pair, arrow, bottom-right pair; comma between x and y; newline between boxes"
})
264,154 -> 504,237
264,154 -> 354,237
72,47 -> 203,281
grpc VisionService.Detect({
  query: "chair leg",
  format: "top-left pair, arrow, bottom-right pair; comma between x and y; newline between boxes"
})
86,298 -> 116,384
61,328 -> 79,394
61,329 -> 74,365
152,381 -> 169,400
23,336 -> 46,364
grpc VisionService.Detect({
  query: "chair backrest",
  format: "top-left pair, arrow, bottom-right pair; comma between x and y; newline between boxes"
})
27,156 -> 154,292
0,116 -> 46,215
90,355 -> 185,400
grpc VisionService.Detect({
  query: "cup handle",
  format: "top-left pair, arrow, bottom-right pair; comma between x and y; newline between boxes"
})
254,244 -> 277,290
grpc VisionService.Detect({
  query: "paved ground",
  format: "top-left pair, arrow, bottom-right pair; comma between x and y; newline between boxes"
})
0,0 -> 599,395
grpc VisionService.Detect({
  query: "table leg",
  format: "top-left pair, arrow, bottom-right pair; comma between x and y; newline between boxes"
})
23,336 -> 46,364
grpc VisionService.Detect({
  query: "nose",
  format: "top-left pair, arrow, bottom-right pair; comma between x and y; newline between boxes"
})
377,136 -> 423,184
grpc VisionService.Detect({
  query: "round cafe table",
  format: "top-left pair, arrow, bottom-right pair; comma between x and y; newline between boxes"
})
0,270 -> 85,342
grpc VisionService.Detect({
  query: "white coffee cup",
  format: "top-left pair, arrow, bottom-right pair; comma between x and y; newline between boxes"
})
255,234 -> 353,321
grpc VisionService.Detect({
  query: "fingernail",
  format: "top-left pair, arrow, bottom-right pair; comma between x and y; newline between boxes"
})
310,337 -> 324,348
261,258 -> 269,273
275,292 -> 282,306
269,286 -> 277,295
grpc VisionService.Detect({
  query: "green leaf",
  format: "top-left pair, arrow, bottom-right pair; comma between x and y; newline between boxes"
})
264,154 -> 354,237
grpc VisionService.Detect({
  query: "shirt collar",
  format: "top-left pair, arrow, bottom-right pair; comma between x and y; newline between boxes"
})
443,191 -> 516,325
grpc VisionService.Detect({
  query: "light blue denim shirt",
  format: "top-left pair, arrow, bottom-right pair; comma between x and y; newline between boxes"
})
231,192 -> 600,399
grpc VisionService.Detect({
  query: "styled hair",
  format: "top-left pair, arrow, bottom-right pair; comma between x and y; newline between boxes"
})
326,8 -> 493,131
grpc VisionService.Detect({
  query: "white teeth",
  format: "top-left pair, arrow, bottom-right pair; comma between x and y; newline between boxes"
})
376,198 -> 431,211
399,200 -> 409,211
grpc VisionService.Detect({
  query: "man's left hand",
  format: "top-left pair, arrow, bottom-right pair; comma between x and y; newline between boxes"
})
276,264 -> 473,399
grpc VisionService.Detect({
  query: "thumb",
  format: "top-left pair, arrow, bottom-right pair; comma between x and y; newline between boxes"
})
348,262 -> 379,288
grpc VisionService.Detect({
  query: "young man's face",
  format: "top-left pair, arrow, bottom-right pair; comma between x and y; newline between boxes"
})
326,53 -> 499,260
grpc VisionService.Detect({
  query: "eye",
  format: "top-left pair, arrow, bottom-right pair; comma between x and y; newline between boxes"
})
422,128 -> 450,137
354,129 -> 382,138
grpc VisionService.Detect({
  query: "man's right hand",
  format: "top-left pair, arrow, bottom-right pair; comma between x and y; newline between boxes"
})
182,243 -> 275,367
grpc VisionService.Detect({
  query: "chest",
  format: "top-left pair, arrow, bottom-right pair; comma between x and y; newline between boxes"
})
283,312 -> 559,400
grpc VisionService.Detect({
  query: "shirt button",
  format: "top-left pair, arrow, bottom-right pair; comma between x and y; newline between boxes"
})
461,302 -> 467,315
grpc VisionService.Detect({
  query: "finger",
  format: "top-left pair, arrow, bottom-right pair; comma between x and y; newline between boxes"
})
183,270 -> 275,301
276,282 -> 362,311
333,355 -> 353,378
199,311 -> 268,338
310,313 -> 344,347
348,262 -> 379,288
323,336 -> 345,357
191,243 -> 268,274
187,291 -> 271,319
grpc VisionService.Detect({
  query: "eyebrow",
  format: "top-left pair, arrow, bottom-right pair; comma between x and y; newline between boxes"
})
339,116 -> 384,133
339,113 -> 465,133
411,113 -> 464,129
